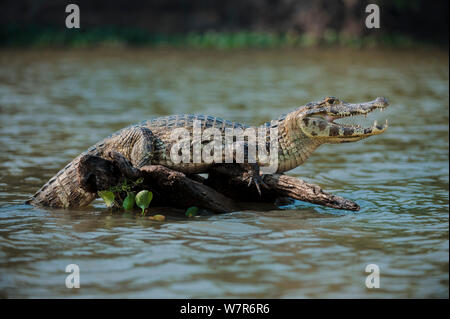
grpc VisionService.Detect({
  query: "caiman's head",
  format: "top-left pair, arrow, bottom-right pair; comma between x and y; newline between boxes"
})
298,96 -> 389,143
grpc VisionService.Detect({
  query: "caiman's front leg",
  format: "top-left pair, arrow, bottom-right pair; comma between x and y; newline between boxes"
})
240,162 -> 269,196
210,162 -> 269,196
212,141 -> 270,195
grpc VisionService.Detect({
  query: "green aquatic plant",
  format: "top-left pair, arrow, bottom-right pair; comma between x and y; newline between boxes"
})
136,190 -> 153,215
98,178 -> 152,214
185,206 -> 199,218
98,190 -> 115,208
122,192 -> 136,211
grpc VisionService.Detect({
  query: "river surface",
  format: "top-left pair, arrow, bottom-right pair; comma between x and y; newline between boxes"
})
0,48 -> 448,298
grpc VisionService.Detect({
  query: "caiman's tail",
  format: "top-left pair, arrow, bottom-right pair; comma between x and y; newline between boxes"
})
27,155 -> 97,208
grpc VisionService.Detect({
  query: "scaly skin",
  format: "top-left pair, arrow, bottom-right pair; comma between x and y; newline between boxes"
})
28,96 -> 389,208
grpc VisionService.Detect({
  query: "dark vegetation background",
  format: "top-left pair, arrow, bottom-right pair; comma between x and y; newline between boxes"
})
0,0 -> 448,48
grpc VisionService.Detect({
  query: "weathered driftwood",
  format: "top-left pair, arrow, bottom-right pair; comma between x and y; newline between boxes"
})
206,167 -> 360,211
77,152 -> 360,213
78,152 -> 239,213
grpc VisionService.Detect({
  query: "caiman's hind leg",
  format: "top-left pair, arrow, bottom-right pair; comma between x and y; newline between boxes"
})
86,126 -> 158,193
105,125 -> 156,169
129,126 -> 156,168
29,126 -> 157,208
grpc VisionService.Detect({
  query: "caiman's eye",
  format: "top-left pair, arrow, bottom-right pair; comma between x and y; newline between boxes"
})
327,98 -> 335,104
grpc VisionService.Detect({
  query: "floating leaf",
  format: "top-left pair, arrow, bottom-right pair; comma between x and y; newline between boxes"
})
98,190 -> 115,208
149,214 -> 165,221
136,190 -> 153,215
123,192 -> 136,211
185,206 -> 198,218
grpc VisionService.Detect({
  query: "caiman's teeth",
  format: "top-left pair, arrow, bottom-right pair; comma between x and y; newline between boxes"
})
385,119 -> 388,126
373,120 -> 378,127
380,108 -> 383,112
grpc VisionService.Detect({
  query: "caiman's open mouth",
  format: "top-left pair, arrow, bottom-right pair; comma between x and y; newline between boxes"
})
300,96 -> 389,142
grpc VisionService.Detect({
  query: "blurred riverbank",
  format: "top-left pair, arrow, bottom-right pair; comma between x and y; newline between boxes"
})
1,0 -> 448,50
1,27 -> 443,50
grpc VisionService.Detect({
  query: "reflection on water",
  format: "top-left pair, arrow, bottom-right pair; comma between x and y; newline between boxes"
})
0,48 -> 448,298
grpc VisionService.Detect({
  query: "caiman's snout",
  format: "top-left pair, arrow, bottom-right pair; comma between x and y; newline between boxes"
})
374,96 -> 389,107
299,96 -> 390,143
347,96 -> 389,115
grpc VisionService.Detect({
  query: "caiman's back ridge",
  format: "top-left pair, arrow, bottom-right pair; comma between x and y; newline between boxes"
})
28,96 -> 389,208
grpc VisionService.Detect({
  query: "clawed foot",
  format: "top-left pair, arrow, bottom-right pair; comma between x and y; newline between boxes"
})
242,166 -> 269,196
210,163 -> 269,196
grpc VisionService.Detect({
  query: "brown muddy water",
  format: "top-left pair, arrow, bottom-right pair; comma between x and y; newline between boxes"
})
0,48 -> 448,298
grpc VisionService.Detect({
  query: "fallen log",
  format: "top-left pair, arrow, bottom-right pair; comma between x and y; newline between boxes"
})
78,152 -> 239,213
76,152 -> 360,213
205,167 -> 359,211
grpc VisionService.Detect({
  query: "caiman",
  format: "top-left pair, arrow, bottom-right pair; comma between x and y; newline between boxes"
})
28,96 -> 389,208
